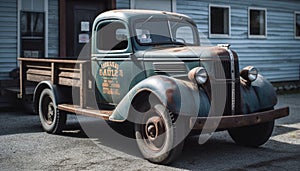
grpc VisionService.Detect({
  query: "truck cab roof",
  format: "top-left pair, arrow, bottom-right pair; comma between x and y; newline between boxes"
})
93,9 -> 194,24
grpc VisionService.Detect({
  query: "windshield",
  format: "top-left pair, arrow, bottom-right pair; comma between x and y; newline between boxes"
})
134,17 -> 199,46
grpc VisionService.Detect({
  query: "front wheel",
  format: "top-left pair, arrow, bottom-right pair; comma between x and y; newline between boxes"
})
135,103 -> 184,164
228,120 -> 274,147
38,88 -> 66,134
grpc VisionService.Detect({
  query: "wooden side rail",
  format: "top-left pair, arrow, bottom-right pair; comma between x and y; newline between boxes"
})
18,58 -> 91,108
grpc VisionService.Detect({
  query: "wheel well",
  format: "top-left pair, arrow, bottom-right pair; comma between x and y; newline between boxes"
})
131,90 -> 152,113
129,90 -> 171,122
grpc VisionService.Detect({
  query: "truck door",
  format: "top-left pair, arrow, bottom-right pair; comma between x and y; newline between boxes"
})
91,20 -> 145,107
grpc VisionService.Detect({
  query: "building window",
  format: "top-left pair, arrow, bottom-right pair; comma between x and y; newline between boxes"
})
21,12 -> 44,37
19,0 -> 46,57
209,5 -> 230,38
21,12 -> 44,57
295,12 -> 300,38
249,8 -> 267,38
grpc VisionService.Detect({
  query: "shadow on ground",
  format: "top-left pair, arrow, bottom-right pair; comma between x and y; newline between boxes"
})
61,115 -> 300,170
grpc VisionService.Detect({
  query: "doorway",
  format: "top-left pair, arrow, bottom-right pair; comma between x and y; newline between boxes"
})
60,0 -> 115,58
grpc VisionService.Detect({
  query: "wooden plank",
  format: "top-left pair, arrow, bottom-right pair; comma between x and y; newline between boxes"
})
58,77 -> 80,87
26,69 -> 51,76
18,57 -> 88,64
27,74 -> 51,82
79,63 -> 86,108
58,104 -> 113,120
58,71 -> 80,79
19,60 -> 26,98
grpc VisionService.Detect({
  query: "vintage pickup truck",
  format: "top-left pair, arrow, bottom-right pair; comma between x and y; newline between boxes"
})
19,10 -> 289,164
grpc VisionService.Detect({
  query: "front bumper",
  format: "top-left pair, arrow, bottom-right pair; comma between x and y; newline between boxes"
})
190,107 -> 289,130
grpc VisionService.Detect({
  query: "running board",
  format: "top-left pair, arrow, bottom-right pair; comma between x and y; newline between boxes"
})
58,104 -> 113,120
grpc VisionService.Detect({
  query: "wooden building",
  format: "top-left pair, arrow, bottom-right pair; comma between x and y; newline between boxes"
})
0,0 -> 299,86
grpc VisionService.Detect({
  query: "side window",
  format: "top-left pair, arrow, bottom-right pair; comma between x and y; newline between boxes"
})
249,8 -> 267,38
295,12 -> 300,38
175,26 -> 194,44
209,5 -> 230,38
97,22 -> 129,51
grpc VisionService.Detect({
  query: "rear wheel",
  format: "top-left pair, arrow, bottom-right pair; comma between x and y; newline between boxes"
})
135,102 -> 184,164
38,88 -> 66,134
228,120 -> 274,147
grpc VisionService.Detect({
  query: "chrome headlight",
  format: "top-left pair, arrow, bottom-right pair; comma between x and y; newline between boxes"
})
188,67 -> 208,84
240,66 -> 258,82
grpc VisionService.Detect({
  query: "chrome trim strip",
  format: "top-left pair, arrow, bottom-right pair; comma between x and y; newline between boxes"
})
227,49 -> 235,114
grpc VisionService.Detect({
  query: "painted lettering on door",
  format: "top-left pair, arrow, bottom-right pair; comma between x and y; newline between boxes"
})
99,61 -> 124,95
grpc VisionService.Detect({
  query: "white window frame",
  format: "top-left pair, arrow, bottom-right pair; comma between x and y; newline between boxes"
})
130,0 -> 176,12
248,7 -> 267,39
209,4 -> 231,38
17,0 -> 48,58
295,11 -> 300,39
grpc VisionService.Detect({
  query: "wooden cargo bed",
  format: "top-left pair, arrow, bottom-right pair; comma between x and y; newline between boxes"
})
18,58 -> 91,109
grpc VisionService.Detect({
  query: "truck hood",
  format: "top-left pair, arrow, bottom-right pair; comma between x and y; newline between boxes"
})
140,46 -> 231,77
142,46 -> 229,59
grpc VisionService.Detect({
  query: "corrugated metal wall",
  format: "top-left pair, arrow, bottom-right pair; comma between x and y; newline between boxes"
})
48,0 -> 59,57
117,0 -> 300,82
0,0 -> 17,79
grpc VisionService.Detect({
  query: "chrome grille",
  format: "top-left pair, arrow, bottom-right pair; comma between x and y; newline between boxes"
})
211,56 -> 241,115
153,62 -> 187,75
214,59 -> 232,79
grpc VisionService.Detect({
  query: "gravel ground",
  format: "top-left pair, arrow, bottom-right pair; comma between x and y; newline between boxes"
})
0,93 -> 299,170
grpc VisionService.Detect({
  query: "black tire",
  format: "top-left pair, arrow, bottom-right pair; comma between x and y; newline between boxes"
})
135,103 -> 184,164
38,88 -> 66,134
228,120 -> 274,147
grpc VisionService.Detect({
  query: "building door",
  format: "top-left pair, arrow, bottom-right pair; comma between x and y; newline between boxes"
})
63,0 -> 109,58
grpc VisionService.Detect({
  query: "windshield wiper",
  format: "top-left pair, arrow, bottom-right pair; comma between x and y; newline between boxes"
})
170,16 -> 183,29
137,16 -> 153,29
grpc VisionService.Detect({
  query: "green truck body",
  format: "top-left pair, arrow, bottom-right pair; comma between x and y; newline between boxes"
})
19,10 -> 289,164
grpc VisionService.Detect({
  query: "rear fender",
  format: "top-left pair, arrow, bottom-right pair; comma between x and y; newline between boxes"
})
109,75 -> 210,122
33,81 -> 71,113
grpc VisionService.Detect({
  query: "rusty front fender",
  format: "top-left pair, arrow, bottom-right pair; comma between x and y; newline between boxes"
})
109,75 -> 210,122
240,74 -> 277,114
